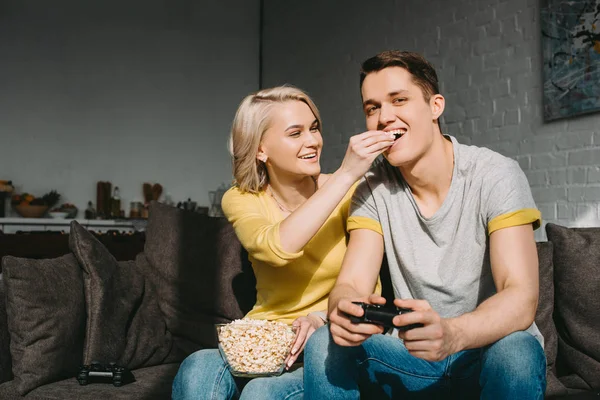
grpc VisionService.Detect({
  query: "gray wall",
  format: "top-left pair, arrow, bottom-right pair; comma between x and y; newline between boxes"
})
0,0 -> 260,215
262,0 -> 600,237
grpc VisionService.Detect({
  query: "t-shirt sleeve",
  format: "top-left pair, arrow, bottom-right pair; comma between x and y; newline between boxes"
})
339,181 -> 358,226
347,177 -> 383,235
483,159 -> 541,235
221,187 -> 303,267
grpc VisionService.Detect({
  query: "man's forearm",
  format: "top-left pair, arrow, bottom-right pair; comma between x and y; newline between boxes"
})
327,283 -> 364,316
447,286 -> 538,351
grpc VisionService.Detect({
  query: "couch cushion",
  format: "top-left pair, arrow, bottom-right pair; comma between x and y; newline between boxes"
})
141,201 -> 256,355
1,254 -> 85,395
69,221 -> 177,369
535,241 -> 567,397
0,363 -> 180,400
546,223 -> 600,391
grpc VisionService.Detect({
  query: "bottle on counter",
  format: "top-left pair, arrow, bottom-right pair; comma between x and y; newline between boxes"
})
129,201 -> 142,218
111,187 -> 121,218
85,201 -> 96,219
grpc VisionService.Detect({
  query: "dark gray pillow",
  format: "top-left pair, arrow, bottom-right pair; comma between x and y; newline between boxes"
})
68,221 -> 176,369
140,201 -> 256,355
1,254 -> 85,395
546,223 -> 600,391
0,275 -> 13,385
534,241 -> 567,397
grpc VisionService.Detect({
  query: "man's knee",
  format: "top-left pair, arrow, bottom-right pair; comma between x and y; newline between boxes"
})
482,331 -> 546,393
485,331 -> 545,371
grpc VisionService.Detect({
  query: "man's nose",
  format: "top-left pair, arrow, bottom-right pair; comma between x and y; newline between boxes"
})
378,103 -> 396,127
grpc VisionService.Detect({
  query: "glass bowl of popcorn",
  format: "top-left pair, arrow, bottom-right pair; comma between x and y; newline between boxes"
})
216,319 -> 298,377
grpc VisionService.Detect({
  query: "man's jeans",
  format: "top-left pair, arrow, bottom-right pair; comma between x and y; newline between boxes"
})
304,326 -> 546,399
172,349 -> 304,400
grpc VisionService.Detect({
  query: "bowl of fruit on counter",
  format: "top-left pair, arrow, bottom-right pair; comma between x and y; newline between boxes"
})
11,190 -> 61,218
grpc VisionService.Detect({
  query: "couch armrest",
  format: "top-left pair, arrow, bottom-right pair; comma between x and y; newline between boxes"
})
0,274 -> 14,383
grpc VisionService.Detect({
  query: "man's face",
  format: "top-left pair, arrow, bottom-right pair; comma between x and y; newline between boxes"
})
361,66 -> 443,167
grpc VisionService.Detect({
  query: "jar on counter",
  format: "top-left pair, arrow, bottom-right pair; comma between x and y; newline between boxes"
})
129,201 -> 143,218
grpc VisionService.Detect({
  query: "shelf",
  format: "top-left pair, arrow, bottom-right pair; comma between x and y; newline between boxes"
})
0,217 -> 146,234
0,218 -> 136,226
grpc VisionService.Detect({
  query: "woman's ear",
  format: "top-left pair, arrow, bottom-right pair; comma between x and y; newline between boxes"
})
256,149 -> 268,163
430,94 -> 445,121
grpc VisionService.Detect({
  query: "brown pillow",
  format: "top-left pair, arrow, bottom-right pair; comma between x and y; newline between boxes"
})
68,221 -> 177,369
140,201 -> 256,355
1,254 -> 85,395
546,223 -> 600,391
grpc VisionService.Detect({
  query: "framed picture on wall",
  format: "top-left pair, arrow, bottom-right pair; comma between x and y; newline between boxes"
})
541,0 -> 600,121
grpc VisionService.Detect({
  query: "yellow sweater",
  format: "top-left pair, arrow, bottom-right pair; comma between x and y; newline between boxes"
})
221,184 -> 361,325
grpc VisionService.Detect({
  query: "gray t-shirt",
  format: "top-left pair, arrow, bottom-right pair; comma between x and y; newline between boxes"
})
348,135 -> 543,346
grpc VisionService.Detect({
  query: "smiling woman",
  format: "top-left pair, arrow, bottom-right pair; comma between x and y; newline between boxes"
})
172,85 -> 395,400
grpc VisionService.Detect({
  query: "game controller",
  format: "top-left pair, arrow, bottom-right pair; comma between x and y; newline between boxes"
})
348,302 -> 423,331
77,361 -> 134,387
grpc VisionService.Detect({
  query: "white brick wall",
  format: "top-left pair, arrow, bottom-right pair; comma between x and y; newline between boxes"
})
262,0 -> 600,238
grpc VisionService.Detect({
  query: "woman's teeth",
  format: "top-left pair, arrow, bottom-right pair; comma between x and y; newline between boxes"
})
300,153 -> 316,159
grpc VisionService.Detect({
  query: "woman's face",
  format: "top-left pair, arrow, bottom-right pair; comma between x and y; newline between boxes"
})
258,100 -> 322,179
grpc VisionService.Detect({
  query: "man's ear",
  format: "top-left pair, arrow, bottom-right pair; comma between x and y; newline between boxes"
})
430,94 -> 445,121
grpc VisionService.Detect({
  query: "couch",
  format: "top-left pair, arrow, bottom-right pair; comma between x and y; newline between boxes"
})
0,202 -> 598,399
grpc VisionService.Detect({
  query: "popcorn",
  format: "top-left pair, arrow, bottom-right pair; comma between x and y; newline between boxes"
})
216,319 -> 297,375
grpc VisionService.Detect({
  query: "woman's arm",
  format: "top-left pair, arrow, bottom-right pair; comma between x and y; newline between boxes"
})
278,131 -> 393,253
222,131 -> 393,266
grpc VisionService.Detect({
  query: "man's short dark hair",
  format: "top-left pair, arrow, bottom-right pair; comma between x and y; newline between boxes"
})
360,51 -> 440,101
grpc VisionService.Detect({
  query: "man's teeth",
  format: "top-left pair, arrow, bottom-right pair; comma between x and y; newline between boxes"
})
389,129 -> 407,139
300,154 -> 316,159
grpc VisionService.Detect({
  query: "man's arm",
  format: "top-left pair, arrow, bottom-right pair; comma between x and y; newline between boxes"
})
394,223 -> 539,360
328,228 -> 388,346
449,222 -> 539,349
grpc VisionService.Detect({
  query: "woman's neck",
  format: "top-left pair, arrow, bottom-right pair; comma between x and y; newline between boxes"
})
266,174 -> 318,213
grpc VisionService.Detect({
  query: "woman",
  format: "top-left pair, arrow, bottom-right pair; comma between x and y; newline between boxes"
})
172,86 -> 394,399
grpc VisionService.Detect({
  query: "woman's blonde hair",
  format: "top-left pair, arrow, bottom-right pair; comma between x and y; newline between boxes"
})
228,85 -> 322,193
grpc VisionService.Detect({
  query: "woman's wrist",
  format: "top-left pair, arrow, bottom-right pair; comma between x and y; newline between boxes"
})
331,168 -> 360,188
308,311 -> 328,327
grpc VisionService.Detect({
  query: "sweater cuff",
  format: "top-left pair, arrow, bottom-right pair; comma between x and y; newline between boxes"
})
309,310 -> 328,324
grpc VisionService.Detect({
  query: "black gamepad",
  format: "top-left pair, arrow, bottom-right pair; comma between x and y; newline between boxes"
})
77,361 -> 134,387
348,302 -> 423,331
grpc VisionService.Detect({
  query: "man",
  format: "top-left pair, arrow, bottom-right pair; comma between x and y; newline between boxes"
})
304,51 -> 546,399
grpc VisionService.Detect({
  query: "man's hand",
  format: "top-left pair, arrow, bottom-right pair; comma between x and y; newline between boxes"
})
392,299 -> 462,362
285,314 -> 324,368
329,294 -> 387,347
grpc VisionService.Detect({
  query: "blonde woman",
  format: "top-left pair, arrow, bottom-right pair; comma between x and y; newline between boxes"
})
172,86 -> 394,400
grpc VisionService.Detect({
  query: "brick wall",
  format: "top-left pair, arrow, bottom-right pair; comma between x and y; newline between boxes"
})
262,0 -> 600,238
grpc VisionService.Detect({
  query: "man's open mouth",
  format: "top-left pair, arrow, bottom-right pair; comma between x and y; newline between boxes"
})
388,129 -> 407,140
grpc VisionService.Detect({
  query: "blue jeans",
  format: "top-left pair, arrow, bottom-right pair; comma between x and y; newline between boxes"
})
304,326 -> 546,399
172,348 -> 304,400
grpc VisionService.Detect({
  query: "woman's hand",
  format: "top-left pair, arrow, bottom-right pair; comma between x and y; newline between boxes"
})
338,131 -> 395,182
284,314 -> 325,369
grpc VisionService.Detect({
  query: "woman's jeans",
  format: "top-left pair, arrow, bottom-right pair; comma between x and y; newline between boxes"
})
304,326 -> 546,399
172,349 -> 304,400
